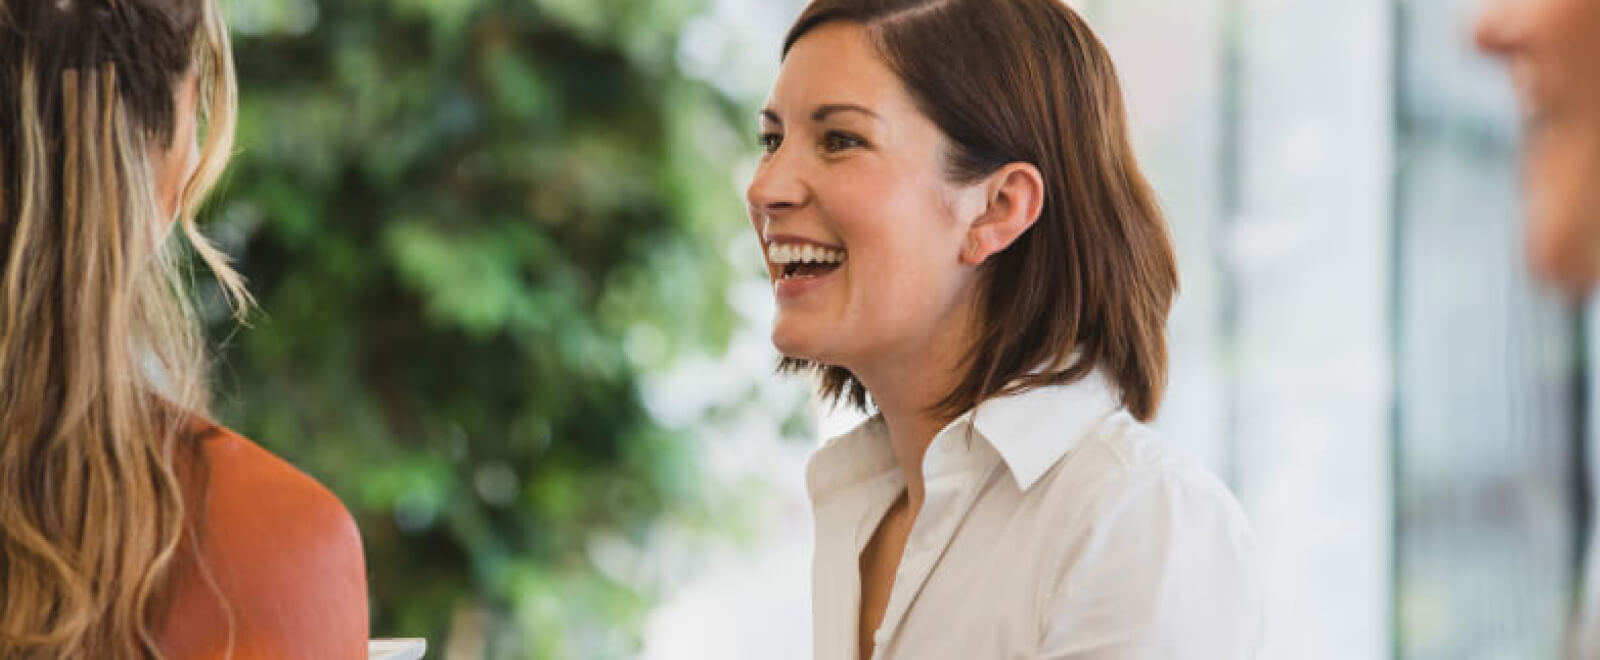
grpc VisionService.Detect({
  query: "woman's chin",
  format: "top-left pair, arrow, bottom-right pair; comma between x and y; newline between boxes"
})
1526,208 -> 1600,296
771,327 -> 831,365
1524,146 -> 1600,295
772,337 -> 814,363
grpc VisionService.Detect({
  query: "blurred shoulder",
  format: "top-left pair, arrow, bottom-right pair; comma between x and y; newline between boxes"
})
178,424 -> 369,659
198,425 -> 364,556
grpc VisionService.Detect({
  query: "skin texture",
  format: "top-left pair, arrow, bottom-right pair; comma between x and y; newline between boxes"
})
855,492 -> 912,660
747,22 -> 1043,659
157,427 -> 370,660
148,76 -> 369,659
1476,0 -> 1600,293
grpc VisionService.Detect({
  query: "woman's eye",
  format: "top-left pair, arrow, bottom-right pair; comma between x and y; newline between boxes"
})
759,132 -> 783,154
823,131 -> 865,152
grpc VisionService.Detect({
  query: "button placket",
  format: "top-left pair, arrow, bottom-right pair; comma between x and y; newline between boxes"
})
871,437 -> 1000,658
828,469 -> 903,660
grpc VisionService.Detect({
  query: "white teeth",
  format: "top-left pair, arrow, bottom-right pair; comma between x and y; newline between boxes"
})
766,243 -> 847,266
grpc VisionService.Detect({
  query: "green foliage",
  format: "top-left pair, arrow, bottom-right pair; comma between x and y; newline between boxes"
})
207,0 -> 751,655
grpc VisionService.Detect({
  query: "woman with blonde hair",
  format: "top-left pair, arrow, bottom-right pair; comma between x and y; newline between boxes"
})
0,0 -> 368,657
750,0 -> 1261,656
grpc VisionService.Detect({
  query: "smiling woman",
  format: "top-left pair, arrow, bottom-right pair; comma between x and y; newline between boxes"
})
747,1 -> 1261,658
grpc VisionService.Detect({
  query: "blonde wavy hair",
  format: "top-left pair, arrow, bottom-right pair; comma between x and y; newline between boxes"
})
0,0 -> 250,656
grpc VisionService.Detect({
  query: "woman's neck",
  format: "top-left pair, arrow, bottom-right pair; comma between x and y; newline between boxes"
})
849,314 -> 977,515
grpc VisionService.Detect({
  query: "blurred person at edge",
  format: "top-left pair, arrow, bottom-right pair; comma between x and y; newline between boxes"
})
0,0 -> 368,657
1476,0 -> 1600,657
1478,0 -> 1600,291
746,0 -> 1263,658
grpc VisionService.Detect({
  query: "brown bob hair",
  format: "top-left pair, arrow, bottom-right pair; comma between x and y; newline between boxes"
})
778,0 -> 1178,422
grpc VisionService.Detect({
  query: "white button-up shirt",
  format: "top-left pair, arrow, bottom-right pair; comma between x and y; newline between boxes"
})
807,371 -> 1262,659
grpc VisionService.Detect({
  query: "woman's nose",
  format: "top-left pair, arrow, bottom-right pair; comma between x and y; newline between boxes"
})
1473,0 -> 1525,56
746,150 -> 808,217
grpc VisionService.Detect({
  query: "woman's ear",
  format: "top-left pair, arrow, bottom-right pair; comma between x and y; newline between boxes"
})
961,163 -> 1045,266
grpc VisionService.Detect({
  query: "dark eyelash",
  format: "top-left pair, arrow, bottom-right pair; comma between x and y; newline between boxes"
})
824,131 -> 866,152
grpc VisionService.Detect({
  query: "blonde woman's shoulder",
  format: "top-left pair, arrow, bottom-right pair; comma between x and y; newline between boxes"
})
160,425 -> 369,660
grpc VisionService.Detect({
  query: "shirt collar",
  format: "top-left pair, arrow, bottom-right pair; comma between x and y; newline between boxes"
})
806,414 -> 899,502
969,368 -> 1122,490
807,368 -> 1124,499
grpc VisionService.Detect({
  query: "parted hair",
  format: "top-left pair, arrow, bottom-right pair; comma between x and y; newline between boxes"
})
779,0 -> 1179,422
0,0 -> 247,657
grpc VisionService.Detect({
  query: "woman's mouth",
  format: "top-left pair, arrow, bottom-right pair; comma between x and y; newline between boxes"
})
767,242 -> 847,280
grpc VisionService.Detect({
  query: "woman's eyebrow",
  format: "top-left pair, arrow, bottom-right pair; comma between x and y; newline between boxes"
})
758,103 -> 882,126
811,103 -> 880,122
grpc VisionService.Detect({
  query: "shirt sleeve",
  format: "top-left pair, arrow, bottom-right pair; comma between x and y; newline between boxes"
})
1035,467 -> 1263,659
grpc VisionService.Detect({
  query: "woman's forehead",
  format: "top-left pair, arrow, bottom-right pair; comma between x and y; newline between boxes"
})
766,22 -> 910,120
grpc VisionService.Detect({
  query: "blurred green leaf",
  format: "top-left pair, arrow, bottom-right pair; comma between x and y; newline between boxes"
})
207,0 -> 750,656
